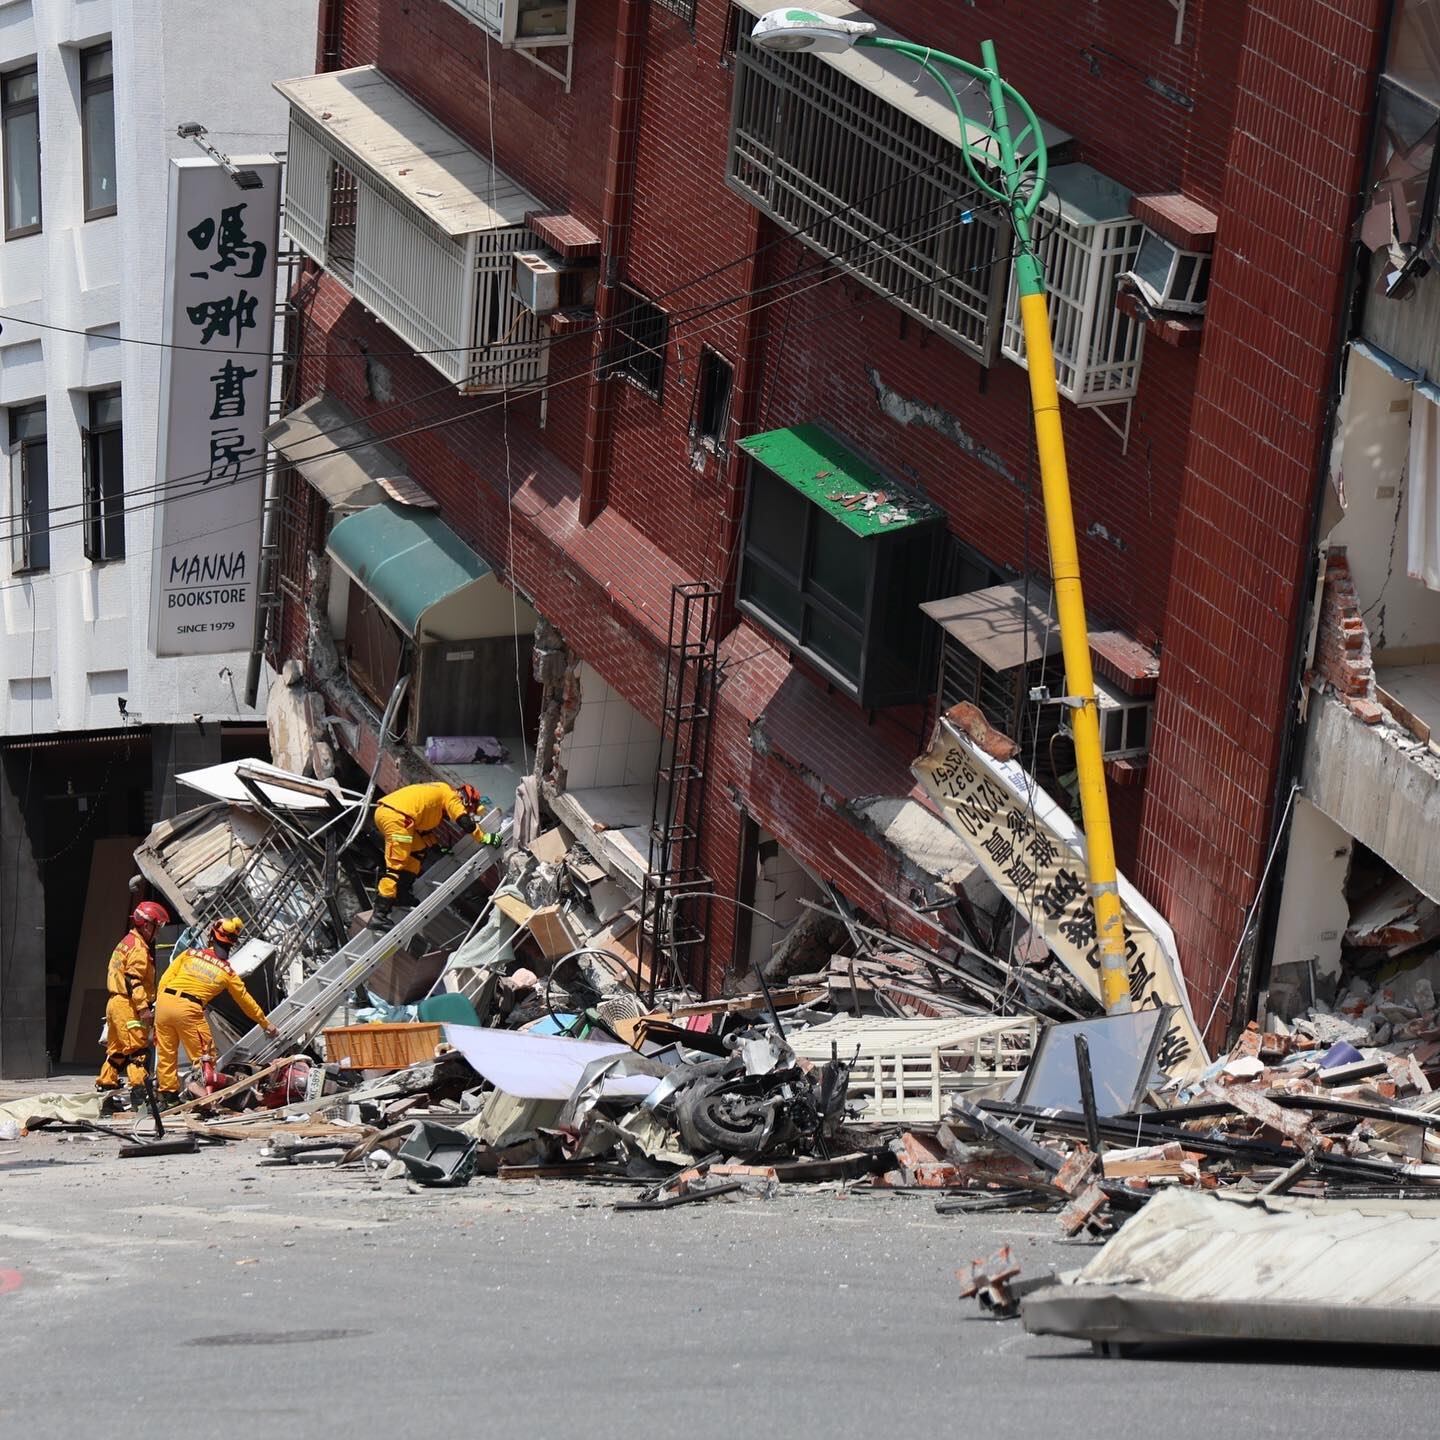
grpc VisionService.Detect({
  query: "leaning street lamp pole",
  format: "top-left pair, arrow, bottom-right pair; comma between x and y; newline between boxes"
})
752,10 -> 1132,1015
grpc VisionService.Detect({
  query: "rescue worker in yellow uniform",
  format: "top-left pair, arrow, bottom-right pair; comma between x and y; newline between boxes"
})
370,781 -> 501,929
154,917 -> 278,1105
95,900 -> 171,1111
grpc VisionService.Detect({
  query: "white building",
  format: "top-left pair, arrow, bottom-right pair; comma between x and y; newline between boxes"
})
0,0 -> 317,1076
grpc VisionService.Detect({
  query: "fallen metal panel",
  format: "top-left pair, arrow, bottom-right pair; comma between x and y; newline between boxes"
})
1022,1288 -> 1440,1349
1022,1188 -> 1440,1349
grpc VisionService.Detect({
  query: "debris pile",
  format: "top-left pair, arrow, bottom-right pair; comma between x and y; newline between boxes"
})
18,745 -> 1440,1354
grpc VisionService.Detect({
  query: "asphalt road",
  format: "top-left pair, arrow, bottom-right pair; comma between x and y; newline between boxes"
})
1,1129 -> 1437,1439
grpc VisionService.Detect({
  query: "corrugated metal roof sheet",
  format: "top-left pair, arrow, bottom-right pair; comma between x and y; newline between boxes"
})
731,0 -> 1071,160
1023,1188 -> 1440,1348
134,804 -> 271,925
274,66 -> 540,237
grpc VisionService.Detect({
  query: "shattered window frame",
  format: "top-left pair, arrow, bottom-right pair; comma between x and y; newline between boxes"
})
1388,0 -> 1440,110
1365,73 -> 1440,267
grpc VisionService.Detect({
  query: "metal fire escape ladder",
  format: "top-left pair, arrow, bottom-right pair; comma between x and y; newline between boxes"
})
219,824 -> 510,1067
640,582 -> 721,1000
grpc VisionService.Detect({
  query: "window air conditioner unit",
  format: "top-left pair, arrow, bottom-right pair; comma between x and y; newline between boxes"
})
1059,677 -> 1153,760
444,0 -> 575,49
1124,229 -> 1212,314
512,250 -> 596,316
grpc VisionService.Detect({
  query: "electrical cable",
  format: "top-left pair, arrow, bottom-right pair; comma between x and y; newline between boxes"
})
485,31 -> 532,775
9,187 -> 1009,538
0,227 -> 1022,601
0,201 -> 1011,551
0,161 -> 1007,363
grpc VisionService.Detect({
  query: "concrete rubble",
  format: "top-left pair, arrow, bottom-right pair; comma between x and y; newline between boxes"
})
11,758 -> 1440,1360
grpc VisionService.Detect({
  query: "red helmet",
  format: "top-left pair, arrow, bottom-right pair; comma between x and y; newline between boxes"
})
132,901 -> 170,930
459,783 -> 482,812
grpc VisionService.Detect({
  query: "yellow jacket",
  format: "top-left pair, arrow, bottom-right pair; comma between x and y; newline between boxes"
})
375,782 -> 469,836
106,929 -> 155,1009
158,946 -> 268,1028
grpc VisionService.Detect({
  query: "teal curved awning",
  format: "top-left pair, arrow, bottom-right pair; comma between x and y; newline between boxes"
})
326,500 -> 491,640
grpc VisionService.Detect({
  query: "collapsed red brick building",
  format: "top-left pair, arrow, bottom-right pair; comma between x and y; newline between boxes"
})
266,0 -> 1427,1045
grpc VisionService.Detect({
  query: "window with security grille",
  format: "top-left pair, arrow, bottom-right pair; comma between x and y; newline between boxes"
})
280,68 -> 551,394
611,287 -> 668,397
653,0 -> 697,23
83,388 -> 125,562
1000,164 -> 1146,406
727,26 -> 1011,364
924,563 -> 1067,786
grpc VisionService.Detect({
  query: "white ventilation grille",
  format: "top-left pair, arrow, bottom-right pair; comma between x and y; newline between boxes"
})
354,183 -> 469,376
1001,164 -> 1146,410
727,34 -> 1010,365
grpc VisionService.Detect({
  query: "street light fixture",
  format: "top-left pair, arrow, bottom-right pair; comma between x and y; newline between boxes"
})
750,8 -> 876,50
752,8 -> 1134,1016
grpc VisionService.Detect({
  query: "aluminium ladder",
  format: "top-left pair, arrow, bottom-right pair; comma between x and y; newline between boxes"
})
219,825 -> 509,1068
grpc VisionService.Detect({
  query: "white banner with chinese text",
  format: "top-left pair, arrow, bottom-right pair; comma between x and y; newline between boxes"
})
913,718 -> 1207,1077
150,157 -> 280,656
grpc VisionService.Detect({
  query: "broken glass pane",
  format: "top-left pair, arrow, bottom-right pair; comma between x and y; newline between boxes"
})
1015,1007 -> 1171,1116
1362,81 -> 1439,253
1388,0 -> 1440,109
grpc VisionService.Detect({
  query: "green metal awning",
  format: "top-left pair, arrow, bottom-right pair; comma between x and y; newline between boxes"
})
326,500 -> 491,640
738,424 -> 942,537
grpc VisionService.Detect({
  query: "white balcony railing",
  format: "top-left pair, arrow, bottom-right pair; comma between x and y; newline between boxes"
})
277,66 -> 549,393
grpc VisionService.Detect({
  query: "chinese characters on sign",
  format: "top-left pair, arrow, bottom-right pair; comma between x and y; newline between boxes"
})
914,720 -> 1207,1077
150,159 -> 279,657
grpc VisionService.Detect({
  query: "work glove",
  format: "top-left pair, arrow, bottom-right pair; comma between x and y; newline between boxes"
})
479,831 -> 503,848
262,1023 -> 280,1038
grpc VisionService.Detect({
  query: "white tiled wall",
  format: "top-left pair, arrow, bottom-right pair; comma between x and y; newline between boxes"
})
559,661 -> 664,791
748,829 -> 826,972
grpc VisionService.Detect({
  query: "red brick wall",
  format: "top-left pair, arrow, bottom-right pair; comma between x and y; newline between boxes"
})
864,0 -> 1248,210
1311,549 -> 1381,716
275,0 -> 1386,1021
1137,0 -> 1385,1040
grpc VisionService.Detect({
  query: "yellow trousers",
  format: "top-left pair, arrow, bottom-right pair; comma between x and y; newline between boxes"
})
97,995 -> 150,1088
374,809 -> 432,900
154,994 -> 214,1093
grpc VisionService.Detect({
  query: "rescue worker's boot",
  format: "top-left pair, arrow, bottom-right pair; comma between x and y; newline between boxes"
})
128,1083 -> 149,1114
97,1087 -> 129,1117
368,896 -> 394,931
395,872 -> 418,911
158,1090 -> 183,1109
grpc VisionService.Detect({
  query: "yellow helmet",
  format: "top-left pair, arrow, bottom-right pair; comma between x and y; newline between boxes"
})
211,916 -> 245,947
